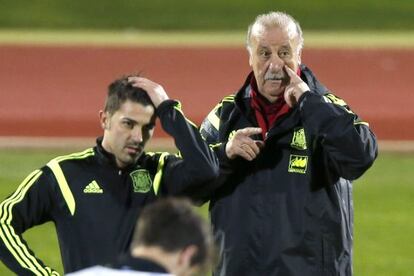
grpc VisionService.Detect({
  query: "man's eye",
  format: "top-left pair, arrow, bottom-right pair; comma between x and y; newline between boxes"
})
123,121 -> 133,128
279,50 -> 290,58
259,50 -> 270,58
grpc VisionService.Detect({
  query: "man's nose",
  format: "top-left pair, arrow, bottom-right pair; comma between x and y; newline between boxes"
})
131,127 -> 143,143
269,54 -> 284,71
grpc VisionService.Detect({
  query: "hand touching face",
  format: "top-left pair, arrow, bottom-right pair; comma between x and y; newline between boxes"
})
283,65 -> 310,107
249,26 -> 301,103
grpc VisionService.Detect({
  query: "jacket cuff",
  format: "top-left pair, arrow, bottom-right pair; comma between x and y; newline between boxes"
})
297,91 -> 311,108
217,142 -> 239,173
156,99 -> 179,117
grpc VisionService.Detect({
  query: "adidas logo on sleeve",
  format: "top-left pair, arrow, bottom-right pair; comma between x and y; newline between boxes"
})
83,180 -> 103,193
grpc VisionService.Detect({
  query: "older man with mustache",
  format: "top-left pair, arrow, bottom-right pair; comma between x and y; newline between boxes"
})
193,11 -> 378,276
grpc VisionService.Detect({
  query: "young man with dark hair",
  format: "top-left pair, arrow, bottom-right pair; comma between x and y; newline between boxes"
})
0,76 -> 218,275
69,198 -> 215,276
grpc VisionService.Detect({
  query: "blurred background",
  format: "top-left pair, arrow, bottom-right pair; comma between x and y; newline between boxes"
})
0,0 -> 413,275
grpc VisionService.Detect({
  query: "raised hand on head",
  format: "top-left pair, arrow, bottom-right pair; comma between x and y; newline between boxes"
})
128,77 -> 169,107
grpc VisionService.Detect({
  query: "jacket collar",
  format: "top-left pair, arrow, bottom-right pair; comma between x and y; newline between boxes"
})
298,63 -> 329,94
112,254 -> 169,273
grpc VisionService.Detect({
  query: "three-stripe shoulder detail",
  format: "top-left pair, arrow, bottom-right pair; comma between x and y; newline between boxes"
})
152,152 -> 169,196
52,148 -> 94,163
0,170 -> 57,275
205,95 -> 235,131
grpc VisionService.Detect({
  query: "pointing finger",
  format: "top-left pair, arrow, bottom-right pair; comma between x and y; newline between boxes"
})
284,65 -> 301,82
237,127 -> 262,137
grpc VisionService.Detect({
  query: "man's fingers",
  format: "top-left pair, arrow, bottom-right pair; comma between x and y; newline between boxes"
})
226,136 -> 263,161
284,65 -> 303,85
128,76 -> 144,84
284,65 -> 299,79
226,127 -> 263,160
236,139 -> 262,160
240,144 -> 256,161
127,76 -> 139,82
284,86 -> 295,107
237,127 -> 262,137
255,140 -> 265,149
129,77 -> 153,88
127,77 -> 169,107
129,77 -> 146,89
246,140 -> 261,156
238,151 -> 254,161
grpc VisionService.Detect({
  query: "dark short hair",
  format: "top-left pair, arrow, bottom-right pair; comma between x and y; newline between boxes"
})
104,75 -> 154,116
131,198 -> 215,270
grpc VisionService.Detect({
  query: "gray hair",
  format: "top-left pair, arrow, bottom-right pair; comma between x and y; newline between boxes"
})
246,11 -> 304,56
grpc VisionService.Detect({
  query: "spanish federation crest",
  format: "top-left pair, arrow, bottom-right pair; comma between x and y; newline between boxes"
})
130,169 -> 152,193
291,128 -> 307,150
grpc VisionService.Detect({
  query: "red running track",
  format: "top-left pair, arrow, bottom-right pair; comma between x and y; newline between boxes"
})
0,45 -> 413,140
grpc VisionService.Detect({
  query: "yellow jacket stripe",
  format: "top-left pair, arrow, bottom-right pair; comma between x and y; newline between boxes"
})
209,142 -> 222,149
207,110 -> 220,131
47,160 -> 76,216
153,152 -> 169,195
54,148 -> 94,163
354,121 -> 369,127
204,95 -> 235,131
46,148 -> 95,216
0,170 -> 52,276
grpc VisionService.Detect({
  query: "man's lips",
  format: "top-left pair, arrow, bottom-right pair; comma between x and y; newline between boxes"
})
267,79 -> 282,82
265,77 -> 289,86
125,145 -> 142,155
265,79 -> 284,86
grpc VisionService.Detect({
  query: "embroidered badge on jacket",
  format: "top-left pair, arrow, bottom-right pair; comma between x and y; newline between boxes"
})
130,169 -> 152,193
291,127 -> 307,150
288,154 -> 308,174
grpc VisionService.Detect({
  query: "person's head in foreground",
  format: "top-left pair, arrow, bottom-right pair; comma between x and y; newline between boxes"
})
130,198 -> 215,276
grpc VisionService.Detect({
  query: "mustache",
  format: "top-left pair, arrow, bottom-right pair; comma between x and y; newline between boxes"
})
264,70 -> 288,81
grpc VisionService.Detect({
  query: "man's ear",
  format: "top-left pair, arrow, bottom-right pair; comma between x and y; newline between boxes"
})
249,53 -> 253,67
99,110 -> 109,130
178,245 -> 198,267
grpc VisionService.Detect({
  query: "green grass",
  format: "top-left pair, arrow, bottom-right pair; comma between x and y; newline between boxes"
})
0,0 -> 413,31
354,153 -> 414,275
0,149 -> 413,275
